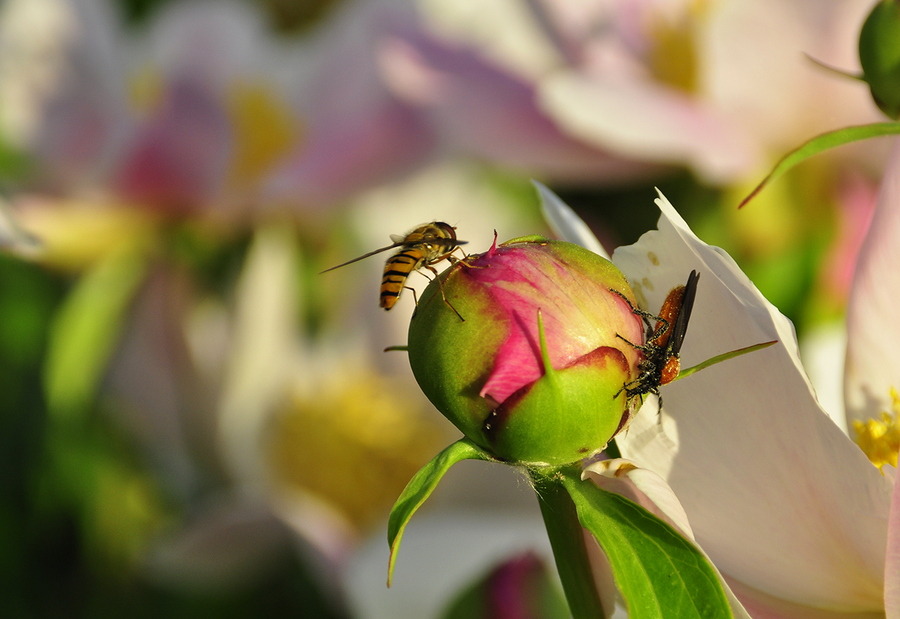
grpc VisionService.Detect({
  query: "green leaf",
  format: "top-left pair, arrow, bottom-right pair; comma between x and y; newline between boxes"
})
562,474 -> 733,619
44,248 -> 149,418
740,122 -> 900,207
387,438 -> 493,586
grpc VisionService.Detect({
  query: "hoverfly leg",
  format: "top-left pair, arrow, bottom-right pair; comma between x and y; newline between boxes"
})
447,245 -> 467,261
416,269 -> 435,282
455,247 -> 475,264
425,264 -> 465,322
406,285 -> 419,306
449,248 -> 486,271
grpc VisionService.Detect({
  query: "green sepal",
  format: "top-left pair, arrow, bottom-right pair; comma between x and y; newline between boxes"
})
561,471 -> 733,619
676,340 -> 778,382
488,346 -> 628,465
44,248 -> 149,418
739,122 -> 900,207
387,438 -> 494,586
859,0 -> 900,119
502,234 -> 550,244
485,309 -> 628,465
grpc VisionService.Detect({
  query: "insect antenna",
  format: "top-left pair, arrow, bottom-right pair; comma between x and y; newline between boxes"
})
319,243 -> 400,274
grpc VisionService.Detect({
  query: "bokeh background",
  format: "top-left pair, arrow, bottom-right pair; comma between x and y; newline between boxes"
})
0,0 -> 890,616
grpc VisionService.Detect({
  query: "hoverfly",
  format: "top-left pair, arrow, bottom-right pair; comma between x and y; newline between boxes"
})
612,270 -> 700,410
320,221 -> 467,320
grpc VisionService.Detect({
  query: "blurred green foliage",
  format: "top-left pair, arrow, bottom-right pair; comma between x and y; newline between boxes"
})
0,252 -> 349,617
114,0 -> 177,23
115,0 -> 342,31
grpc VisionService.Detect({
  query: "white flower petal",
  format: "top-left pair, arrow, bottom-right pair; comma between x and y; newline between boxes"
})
704,0 -> 882,152
886,470 -> 900,618
798,322 -> 848,434
416,0 -> 564,81
533,180 -> 609,259
0,195 -> 41,256
146,0 -> 270,87
377,33 -> 655,184
217,225 -> 300,488
845,139 -> 900,425
583,458 -> 694,541
725,577 -> 888,619
609,190 -> 891,611
537,73 -> 760,183
583,459 -> 752,619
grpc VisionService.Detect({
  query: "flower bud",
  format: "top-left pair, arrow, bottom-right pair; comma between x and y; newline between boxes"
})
859,0 -> 900,119
407,236 -> 644,466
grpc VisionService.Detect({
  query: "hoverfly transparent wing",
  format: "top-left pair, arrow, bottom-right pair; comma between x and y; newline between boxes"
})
433,238 -> 468,248
391,234 -> 468,249
321,226 -> 468,274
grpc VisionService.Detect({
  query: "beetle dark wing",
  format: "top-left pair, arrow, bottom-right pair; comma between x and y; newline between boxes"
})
667,270 -> 699,356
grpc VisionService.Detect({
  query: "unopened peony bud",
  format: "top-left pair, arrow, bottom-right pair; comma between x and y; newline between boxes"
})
860,0 -> 900,119
407,236 -> 644,466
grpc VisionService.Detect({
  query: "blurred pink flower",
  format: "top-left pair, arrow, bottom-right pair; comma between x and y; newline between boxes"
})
5,0 -> 447,219
375,28 -> 659,184
382,0 -> 883,184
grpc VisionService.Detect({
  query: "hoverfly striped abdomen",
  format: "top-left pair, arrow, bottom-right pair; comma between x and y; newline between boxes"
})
381,246 -> 428,309
379,221 -> 460,310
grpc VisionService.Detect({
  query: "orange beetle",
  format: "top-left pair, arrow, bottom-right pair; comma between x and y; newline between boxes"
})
613,270 -> 700,409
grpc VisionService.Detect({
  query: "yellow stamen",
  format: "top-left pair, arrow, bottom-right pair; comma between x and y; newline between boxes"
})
267,371 -> 446,531
646,0 -> 708,93
129,64 -> 164,113
852,387 -> 900,471
225,82 -> 301,187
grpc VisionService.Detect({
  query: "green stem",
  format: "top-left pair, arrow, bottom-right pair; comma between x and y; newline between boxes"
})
531,469 -> 607,619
